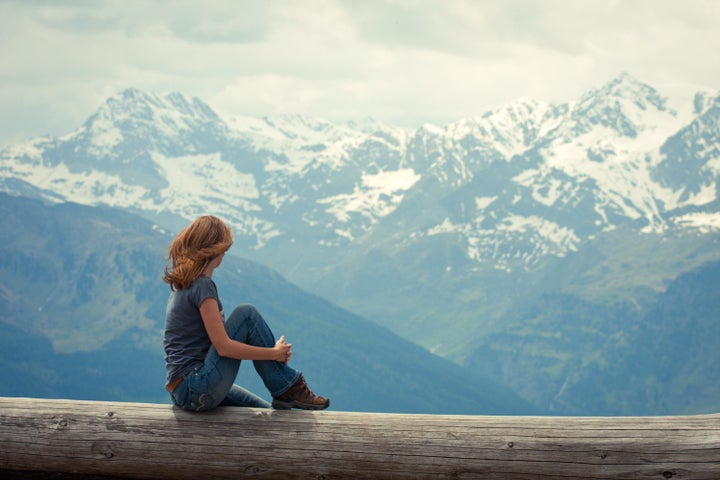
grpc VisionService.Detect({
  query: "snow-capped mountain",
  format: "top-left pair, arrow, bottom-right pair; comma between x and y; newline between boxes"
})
4,74 -> 717,256
2,73 -> 720,346
349,73 -> 719,275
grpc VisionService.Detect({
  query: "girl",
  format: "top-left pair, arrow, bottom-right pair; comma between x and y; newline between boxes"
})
162,215 -> 329,411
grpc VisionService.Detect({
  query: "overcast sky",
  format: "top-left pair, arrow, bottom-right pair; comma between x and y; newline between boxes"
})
1,0 -> 718,146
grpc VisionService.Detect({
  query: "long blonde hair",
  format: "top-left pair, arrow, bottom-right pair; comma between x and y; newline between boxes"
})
163,215 -> 233,290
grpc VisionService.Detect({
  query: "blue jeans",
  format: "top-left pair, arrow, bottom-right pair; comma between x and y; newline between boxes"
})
170,304 -> 300,411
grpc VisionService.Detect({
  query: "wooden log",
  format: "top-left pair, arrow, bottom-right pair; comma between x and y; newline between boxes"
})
0,397 -> 719,480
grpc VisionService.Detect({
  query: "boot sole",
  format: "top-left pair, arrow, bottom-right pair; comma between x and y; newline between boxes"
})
272,399 -> 330,410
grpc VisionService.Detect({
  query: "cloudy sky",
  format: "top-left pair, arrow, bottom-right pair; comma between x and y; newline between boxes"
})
1,0 -> 718,146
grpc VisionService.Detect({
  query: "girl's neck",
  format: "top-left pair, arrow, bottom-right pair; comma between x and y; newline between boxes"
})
202,264 -> 215,278
203,253 -> 224,278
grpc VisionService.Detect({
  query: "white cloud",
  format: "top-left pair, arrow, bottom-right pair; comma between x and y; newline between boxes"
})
0,0 -> 718,146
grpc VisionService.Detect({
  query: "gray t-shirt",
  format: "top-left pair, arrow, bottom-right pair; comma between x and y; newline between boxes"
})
163,275 -> 224,384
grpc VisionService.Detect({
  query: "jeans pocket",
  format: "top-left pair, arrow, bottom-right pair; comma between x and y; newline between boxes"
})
184,369 -> 215,412
193,391 -> 215,412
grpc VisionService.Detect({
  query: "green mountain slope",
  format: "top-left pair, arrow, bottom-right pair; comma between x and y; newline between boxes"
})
463,260 -> 720,415
0,193 -> 536,414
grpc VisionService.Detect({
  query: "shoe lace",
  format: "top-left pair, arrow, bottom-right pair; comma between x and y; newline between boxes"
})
297,377 -> 324,401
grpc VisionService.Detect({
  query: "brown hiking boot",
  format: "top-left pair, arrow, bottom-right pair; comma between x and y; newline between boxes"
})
272,374 -> 330,410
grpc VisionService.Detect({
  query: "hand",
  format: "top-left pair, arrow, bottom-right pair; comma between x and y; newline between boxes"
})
274,336 -> 292,364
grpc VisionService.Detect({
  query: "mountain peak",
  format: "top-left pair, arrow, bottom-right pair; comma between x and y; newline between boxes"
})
83,88 -> 223,141
164,91 -> 219,120
94,88 -> 218,123
118,86 -> 154,101
567,73 -> 669,138
436,97 -> 556,157
259,113 -> 361,144
590,72 -> 667,111
606,71 -> 641,90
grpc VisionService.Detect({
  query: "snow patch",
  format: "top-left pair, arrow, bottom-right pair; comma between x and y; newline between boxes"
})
475,196 -> 497,210
151,152 -> 282,247
318,168 -> 420,223
672,211 -> 720,232
428,218 -> 458,235
153,152 -> 258,201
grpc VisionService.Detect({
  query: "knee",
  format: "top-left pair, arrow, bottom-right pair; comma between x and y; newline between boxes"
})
229,304 -> 259,320
225,304 -> 273,345
226,304 -> 265,331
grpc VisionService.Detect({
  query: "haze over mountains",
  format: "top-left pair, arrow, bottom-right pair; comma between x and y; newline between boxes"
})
0,193 -> 534,414
2,72 -> 719,414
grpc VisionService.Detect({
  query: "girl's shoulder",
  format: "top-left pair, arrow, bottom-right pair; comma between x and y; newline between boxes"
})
193,275 -> 213,286
174,276 -> 219,308
192,275 -> 218,294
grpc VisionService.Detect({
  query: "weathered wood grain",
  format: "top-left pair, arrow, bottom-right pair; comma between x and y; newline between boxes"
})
1,397 -> 718,479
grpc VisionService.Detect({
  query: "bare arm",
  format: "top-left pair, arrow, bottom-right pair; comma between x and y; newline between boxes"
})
199,298 -> 291,363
